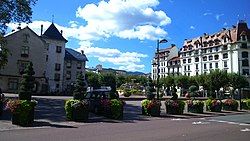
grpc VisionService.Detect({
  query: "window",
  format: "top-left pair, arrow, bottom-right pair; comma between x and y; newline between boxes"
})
188,65 -> 190,70
195,57 -> 199,62
214,55 -> 219,60
196,72 -> 199,76
203,49 -> 207,53
203,42 -> 208,47
55,63 -> 61,71
77,61 -> 82,69
209,48 -> 213,53
209,41 -> 213,46
224,37 -> 228,43
242,59 -> 249,67
183,52 -> 186,57
209,55 -> 213,60
56,46 -> 62,53
215,47 -> 219,51
54,73 -> 60,81
223,45 -> 227,50
18,61 -> 29,74
8,79 -> 18,90
203,56 -> 207,61
241,35 -> 246,41
188,59 -> 191,63
223,53 -> 228,59
215,62 -> 218,68
188,73 -> 190,76
76,71 -> 82,77
209,63 -> 212,69
66,61 -> 72,68
196,64 -> 198,70
242,52 -> 248,58
21,46 -> 29,57
183,59 -> 186,64
215,40 -> 220,45
184,66 -> 186,71
241,43 -> 247,49
56,84 -> 60,88
224,61 -> 228,68
204,64 -> 207,70
66,71 -> 71,80
242,69 -> 249,75
46,55 -> 48,62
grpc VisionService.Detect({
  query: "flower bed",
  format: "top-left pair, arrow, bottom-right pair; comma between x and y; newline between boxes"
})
206,99 -> 222,112
6,100 -> 37,126
65,99 -> 89,122
187,100 -> 204,113
100,99 -> 124,120
141,99 -> 161,117
222,99 -> 238,111
165,100 -> 185,115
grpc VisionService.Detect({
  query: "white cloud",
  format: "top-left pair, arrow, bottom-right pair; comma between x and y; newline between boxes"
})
215,14 -> 224,21
76,0 -> 171,40
223,22 -> 228,26
190,25 -> 195,30
76,41 -> 148,72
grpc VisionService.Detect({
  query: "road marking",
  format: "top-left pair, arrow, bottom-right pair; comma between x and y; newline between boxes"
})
171,118 -> 187,121
209,119 -> 250,126
241,128 -> 250,132
192,121 -> 210,125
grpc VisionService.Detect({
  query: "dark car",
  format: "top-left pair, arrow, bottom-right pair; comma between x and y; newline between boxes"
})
85,89 -> 111,114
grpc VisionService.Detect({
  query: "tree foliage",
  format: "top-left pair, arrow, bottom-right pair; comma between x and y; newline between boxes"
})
85,72 -> 101,89
19,62 -> 35,101
73,72 -> 87,100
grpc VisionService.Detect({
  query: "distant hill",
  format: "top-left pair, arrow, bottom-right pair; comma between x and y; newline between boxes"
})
127,71 -> 145,76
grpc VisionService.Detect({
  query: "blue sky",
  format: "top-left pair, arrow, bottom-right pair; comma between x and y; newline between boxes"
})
8,0 -> 250,73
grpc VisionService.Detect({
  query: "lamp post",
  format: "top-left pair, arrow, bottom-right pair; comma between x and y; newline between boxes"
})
156,39 -> 168,100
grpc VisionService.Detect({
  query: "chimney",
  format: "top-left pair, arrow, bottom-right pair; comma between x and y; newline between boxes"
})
60,30 -> 63,35
81,50 -> 84,55
232,25 -> 236,28
222,28 -> 226,30
17,23 -> 21,30
203,33 -> 207,36
171,44 -> 175,47
41,25 -> 43,36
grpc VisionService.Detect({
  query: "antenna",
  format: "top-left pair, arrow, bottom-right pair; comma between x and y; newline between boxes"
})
52,15 -> 54,23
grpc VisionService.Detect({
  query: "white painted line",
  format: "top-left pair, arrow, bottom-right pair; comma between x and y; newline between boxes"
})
192,121 -> 210,125
171,118 -> 187,121
241,128 -> 250,132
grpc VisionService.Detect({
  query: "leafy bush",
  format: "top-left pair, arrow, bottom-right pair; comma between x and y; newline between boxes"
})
6,100 -> 37,126
206,98 -> 222,112
65,99 -> 80,120
242,99 -> 250,110
65,99 -> 89,121
222,99 -> 238,111
100,99 -> 125,119
165,100 -> 185,114
123,89 -> 132,97
141,99 -> 161,116
187,100 -> 204,113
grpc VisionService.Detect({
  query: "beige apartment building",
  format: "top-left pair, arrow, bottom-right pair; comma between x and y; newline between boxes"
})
0,27 -> 47,93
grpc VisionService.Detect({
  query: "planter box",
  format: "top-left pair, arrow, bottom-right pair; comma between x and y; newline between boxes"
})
103,106 -> 124,120
188,105 -> 204,113
209,105 -> 222,112
12,107 -> 34,126
223,105 -> 238,111
166,105 -> 184,115
72,103 -> 89,122
0,101 -> 3,116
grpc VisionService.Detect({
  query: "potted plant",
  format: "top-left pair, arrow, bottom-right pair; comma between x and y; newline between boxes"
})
165,100 -> 185,115
206,98 -> 222,112
100,99 -> 124,120
65,72 -> 89,122
187,100 -> 204,113
222,99 -> 238,111
242,99 -> 250,110
141,99 -> 161,116
7,100 -> 37,126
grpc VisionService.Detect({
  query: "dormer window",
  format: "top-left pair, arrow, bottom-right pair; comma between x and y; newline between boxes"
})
214,39 -> 220,45
195,57 -> 199,62
188,45 -> 193,50
203,42 -> 208,47
203,56 -> 207,61
241,35 -> 246,41
209,40 -> 214,46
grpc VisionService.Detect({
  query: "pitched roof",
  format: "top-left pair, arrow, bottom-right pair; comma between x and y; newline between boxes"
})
65,48 -> 88,62
42,23 -> 68,42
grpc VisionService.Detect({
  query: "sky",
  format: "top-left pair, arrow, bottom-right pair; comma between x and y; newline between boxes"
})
7,0 -> 250,73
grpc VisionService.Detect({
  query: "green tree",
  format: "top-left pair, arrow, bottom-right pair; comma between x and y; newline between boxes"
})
86,72 -> 101,89
207,70 -> 229,98
174,75 -> 190,95
116,75 -> 126,88
189,85 -> 198,97
101,73 -> 117,98
73,72 -> 87,100
145,77 -> 156,100
195,74 -> 209,90
0,0 -> 37,69
19,62 -> 35,101
228,73 -> 249,97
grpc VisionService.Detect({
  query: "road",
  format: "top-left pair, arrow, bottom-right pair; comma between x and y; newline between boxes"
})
0,94 -> 249,141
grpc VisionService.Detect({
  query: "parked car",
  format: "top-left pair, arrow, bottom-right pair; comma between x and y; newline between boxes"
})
85,88 -> 111,114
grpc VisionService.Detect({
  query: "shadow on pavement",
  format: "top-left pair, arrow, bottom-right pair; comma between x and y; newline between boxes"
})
33,121 -> 76,128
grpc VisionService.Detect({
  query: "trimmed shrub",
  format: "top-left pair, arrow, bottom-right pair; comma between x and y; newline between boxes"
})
165,100 -> 185,115
222,99 -> 238,111
206,99 -> 222,112
141,99 -> 161,116
187,100 -> 204,113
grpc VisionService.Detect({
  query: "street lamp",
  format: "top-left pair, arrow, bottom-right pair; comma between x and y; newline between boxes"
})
156,39 -> 168,100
